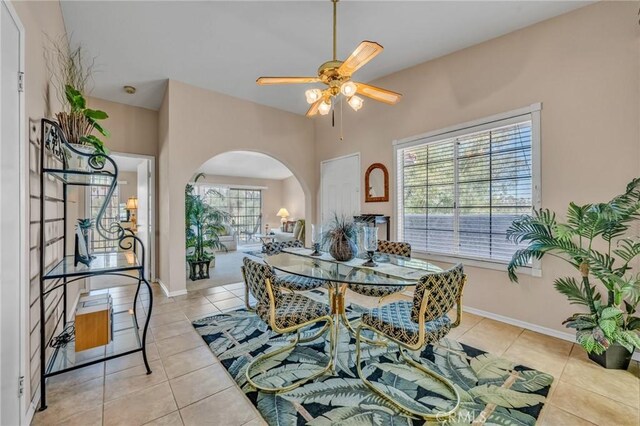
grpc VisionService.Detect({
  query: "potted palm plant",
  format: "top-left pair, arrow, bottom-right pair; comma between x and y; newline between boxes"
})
507,178 -> 640,369
185,181 -> 231,281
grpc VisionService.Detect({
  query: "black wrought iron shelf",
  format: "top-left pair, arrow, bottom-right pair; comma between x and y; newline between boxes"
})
43,168 -> 116,186
43,252 -> 141,281
38,118 -> 154,411
45,310 -> 143,378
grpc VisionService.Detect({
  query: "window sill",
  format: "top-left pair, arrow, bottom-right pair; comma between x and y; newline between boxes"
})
412,251 -> 542,277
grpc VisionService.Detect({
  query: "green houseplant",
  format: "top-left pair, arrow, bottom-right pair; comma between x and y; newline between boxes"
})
45,37 -> 109,169
506,178 -> 640,369
185,178 -> 231,281
57,85 -> 110,169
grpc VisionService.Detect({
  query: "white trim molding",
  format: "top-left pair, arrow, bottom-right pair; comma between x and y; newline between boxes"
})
157,280 -> 187,298
393,103 -> 543,274
463,305 -> 640,362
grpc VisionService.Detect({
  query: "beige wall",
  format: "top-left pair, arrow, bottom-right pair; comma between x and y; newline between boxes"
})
159,80 -> 315,294
282,176 -> 305,221
12,0 -> 68,412
315,1 -> 640,334
87,97 -> 159,158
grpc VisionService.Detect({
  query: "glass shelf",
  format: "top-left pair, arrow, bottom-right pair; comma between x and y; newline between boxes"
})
43,168 -> 116,186
44,252 -> 140,280
46,310 -> 145,376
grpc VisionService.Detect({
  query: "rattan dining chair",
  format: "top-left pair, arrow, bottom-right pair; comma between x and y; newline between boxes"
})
264,240 -> 326,292
355,264 -> 466,420
242,257 -> 335,393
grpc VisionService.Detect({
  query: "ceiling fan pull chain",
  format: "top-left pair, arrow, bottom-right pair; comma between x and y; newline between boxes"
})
340,97 -> 344,141
332,105 -> 335,128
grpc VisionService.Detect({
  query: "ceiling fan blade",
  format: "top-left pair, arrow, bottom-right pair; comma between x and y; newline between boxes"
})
256,77 -> 320,85
306,99 -> 323,117
355,83 -> 402,105
338,41 -> 383,76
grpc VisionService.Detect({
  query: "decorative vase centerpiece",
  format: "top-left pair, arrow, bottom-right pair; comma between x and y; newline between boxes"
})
362,225 -> 379,267
74,218 -> 95,267
322,215 -> 358,262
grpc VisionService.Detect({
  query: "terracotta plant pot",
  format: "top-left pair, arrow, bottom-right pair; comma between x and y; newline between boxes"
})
329,236 -> 356,261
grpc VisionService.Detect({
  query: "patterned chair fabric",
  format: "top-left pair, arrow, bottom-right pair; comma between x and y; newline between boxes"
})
411,263 -> 464,323
262,240 -> 325,291
377,240 -> 411,258
276,273 -> 326,292
361,301 -> 451,346
243,257 -> 329,330
256,293 -> 331,329
361,264 -> 464,346
347,240 -> 412,298
242,257 -> 281,307
264,239 -> 303,256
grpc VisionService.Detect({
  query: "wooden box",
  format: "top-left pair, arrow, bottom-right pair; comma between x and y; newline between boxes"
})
75,294 -> 112,352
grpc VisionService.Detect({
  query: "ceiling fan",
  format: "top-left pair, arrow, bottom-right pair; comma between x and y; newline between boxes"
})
256,0 -> 402,117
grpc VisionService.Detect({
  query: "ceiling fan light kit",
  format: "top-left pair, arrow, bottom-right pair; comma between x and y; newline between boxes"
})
256,0 -> 402,118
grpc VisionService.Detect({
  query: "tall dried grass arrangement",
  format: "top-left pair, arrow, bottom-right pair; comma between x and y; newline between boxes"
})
44,34 -> 96,111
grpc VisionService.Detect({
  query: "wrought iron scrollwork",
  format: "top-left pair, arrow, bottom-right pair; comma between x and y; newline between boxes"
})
41,118 -> 124,242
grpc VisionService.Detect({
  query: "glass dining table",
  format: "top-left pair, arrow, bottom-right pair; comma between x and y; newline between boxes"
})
264,247 -> 443,366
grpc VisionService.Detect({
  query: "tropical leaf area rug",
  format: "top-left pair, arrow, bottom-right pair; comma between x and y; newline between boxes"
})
192,302 -> 553,426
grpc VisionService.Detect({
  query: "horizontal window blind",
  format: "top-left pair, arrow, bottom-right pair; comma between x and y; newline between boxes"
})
397,118 -> 533,263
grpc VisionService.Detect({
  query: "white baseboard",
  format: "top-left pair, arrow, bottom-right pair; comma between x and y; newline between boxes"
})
157,279 -> 187,298
463,306 -> 640,361
25,384 -> 40,425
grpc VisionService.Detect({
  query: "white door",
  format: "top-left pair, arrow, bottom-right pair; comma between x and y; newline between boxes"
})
320,153 -> 361,223
137,160 -> 151,280
0,1 -> 24,424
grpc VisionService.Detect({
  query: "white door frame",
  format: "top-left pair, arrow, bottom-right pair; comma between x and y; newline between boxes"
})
0,0 -> 27,423
112,152 -> 156,281
319,152 -> 361,223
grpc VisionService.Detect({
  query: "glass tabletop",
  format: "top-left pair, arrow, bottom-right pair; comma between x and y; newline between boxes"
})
265,248 -> 443,286
44,251 -> 141,280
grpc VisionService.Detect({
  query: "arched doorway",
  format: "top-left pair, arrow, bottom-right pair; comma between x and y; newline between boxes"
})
185,151 -> 307,291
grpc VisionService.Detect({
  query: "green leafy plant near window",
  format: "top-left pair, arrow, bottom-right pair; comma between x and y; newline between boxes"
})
506,178 -> 640,356
185,176 -> 231,263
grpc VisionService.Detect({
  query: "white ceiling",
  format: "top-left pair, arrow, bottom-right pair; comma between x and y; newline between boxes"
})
197,151 -> 293,180
60,1 -> 591,115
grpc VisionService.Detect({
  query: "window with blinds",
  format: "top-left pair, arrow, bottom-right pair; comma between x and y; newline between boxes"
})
396,112 -> 538,264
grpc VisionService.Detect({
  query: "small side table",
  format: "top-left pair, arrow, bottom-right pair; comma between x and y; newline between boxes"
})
255,233 -> 276,252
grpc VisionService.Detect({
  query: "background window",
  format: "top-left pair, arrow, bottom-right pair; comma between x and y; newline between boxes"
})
396,111 -> 539,264
89,178 -> 120,253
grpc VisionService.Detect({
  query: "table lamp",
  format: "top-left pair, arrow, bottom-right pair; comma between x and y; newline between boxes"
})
277,208 -> 290,231
126,197 -> 138,228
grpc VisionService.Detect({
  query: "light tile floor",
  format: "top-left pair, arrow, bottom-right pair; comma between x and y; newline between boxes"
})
32,282 -> 640,425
